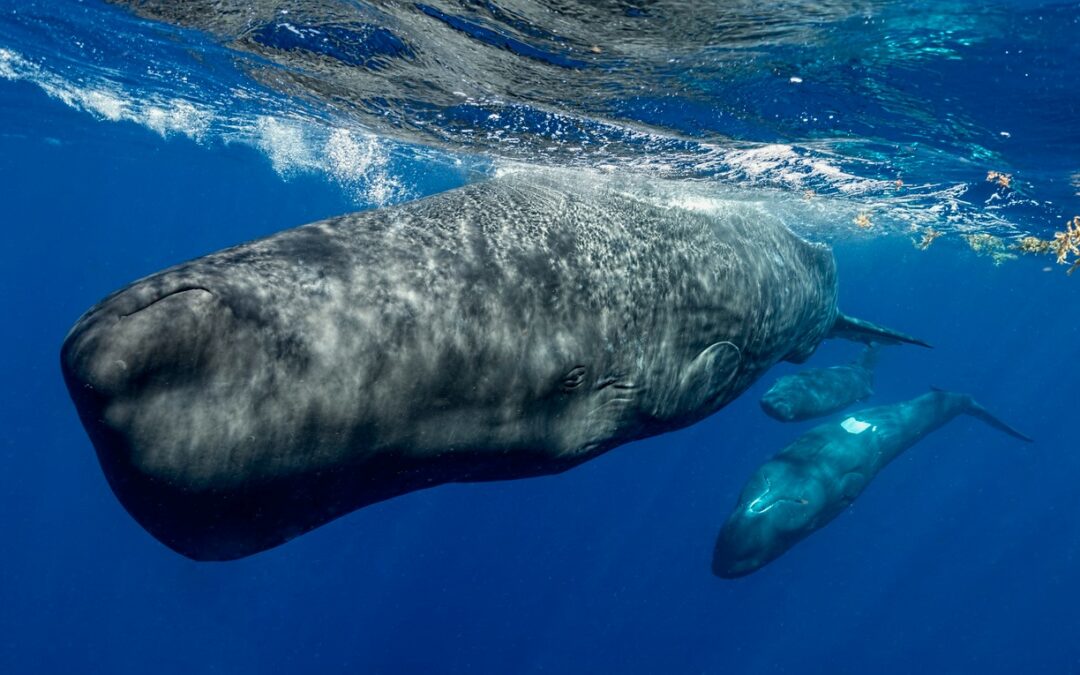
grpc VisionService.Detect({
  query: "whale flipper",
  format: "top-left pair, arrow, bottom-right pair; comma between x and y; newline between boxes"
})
829,312 -> 932,348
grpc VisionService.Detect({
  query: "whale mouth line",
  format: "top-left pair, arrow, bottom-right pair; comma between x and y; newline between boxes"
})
746,476 -> 809,515
119,286 -> 215,319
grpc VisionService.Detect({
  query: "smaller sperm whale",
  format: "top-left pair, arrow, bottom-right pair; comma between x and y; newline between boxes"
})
760,344 -> 882,422
713,389 -> 1031,578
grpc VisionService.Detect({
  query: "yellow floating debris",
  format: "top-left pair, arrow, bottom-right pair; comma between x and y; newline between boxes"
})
963,233 -> 1016,266
1051,215 -> 1080,265
1009,216 -> 1080,276
914,228 -> 942,251
854,213 -> 872,229
1016,236 -> 1052,255
986,170 -> 1012,189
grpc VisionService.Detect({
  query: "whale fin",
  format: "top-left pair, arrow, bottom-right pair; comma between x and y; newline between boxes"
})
964,398 -> 1034,443
829,312 -> 932,349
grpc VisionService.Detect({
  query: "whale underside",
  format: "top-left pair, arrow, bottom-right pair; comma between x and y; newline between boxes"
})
61,171 -> 926,560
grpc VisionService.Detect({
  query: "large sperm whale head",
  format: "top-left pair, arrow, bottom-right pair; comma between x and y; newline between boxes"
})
61,260 -> 291,471
63,279 -> 226,413
712,457 -> 826,578
58,242 -> 338,559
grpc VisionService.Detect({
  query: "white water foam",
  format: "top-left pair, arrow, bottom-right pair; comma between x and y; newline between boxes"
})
1,46 -> 405,206
252,117 -> 404,205
716,144 -> 893,195
2,47 -> 212,140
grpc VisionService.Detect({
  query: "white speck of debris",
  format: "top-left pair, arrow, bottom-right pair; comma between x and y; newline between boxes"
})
999,131 -> 1011,137
789,76 -> 803,84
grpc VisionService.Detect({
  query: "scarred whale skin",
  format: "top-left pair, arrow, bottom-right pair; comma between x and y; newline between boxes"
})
714,389 -> 1032,578
61,171 -> 921,560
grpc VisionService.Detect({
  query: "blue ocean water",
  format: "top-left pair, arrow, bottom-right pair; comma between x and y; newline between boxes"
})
1,1 -> 1079,673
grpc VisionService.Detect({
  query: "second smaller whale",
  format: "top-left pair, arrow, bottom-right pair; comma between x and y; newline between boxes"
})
760,344 -> 881,422
714,389 -> 1032,578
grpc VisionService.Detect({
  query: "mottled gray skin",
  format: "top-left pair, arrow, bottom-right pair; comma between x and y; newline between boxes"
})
714,390 -> 1031,578
62,172 -> 915,561
759,344 -> 879,422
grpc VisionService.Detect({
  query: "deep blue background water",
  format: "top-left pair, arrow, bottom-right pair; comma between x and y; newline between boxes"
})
3,3 -> 1080,674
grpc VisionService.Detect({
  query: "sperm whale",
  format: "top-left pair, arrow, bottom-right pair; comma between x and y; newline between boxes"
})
61,171 -> 928,560
714,389 -> 1031,578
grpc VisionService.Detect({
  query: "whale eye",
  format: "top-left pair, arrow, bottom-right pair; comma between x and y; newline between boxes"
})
560,366 -> 586,391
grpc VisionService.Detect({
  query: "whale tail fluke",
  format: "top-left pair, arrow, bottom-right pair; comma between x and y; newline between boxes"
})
964,398 -> 1034,443
931,387 -> 1034,442
829,312 -> 932,349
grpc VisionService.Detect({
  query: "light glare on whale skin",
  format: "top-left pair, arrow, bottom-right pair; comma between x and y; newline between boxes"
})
60,171 -> 928,561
